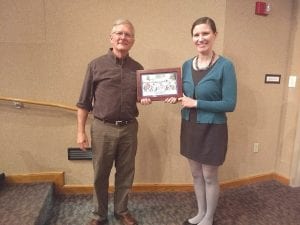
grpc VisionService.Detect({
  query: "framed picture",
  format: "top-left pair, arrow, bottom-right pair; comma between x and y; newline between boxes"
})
137,67 -> 182,101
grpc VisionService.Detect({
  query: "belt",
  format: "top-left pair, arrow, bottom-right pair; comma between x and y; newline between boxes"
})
96,117 -> 134,126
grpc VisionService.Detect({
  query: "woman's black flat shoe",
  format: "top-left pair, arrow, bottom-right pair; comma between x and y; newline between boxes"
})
182,220 -> 197,225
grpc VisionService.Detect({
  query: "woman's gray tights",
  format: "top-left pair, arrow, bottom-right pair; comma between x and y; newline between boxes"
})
188,159 -> 219,225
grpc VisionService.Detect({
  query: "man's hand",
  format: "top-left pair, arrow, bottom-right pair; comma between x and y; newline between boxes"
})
77,107 -> 89,151
140,98 -> 152,105
77,132 -> 89,151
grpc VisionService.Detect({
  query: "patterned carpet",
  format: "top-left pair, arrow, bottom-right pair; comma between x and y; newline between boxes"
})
0,182 -> 54,225
45,180 -> 300,225
0,180 -> 299,225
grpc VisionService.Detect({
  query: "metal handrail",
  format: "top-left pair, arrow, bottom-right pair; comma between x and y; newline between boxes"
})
0,96 -> 77,112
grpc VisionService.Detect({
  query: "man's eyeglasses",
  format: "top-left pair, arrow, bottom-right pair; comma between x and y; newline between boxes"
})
113,31 -> 134,39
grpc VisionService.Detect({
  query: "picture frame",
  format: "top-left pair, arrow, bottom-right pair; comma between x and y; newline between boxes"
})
137,67 -> 182,101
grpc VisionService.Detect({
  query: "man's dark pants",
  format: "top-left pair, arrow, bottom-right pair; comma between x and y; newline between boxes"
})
90,118 -> 138,221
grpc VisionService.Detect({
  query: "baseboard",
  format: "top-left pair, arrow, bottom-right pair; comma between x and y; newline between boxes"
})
6,172 -> 290,194
220,173 -> 289,189
5,172 -> 64,193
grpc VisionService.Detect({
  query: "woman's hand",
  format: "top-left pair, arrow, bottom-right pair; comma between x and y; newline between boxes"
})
178,95 -> 197,108
164,97 -> 178,104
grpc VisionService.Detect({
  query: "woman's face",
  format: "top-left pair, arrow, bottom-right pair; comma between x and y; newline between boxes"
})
192,23 -> 217,54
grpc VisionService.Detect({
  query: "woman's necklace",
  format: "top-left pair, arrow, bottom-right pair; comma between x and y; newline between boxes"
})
194,51 -> 215,71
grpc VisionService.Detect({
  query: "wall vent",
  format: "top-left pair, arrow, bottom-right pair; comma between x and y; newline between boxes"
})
0,172 -> 5,185
68,148 -> 92,160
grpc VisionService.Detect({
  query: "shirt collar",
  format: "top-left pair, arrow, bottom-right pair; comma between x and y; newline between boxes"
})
108,48 -> 129,65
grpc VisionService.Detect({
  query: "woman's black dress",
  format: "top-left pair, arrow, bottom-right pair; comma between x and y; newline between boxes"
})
180,66 -> 228,166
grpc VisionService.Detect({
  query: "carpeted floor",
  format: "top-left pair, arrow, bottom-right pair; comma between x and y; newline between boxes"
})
0,182 -> 54,225
46,180 -> 300,225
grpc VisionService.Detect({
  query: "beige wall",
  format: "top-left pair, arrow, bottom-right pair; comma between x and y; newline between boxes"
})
1,0 -> 299,186
279,0 -> 300,186
222,0 -> 295,180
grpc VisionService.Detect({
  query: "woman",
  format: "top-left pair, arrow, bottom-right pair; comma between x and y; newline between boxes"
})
166,17 -> 237,225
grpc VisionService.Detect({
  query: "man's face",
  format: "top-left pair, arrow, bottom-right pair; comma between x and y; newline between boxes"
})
110,24 -> 135,54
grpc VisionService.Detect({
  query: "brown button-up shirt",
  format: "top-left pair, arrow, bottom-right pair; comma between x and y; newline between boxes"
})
77,49 -> 143,121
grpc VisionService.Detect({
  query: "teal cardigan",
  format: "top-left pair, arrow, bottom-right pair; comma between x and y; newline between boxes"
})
181,56 -> 237,124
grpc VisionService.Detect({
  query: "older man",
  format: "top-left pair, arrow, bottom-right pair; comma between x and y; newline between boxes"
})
77,19 -> 145,225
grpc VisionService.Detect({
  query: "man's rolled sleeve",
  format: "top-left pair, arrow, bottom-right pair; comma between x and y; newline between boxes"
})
76,63 -> 94,112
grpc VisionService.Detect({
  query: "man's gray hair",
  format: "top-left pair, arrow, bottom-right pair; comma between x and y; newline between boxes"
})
111,19 -> 135,37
